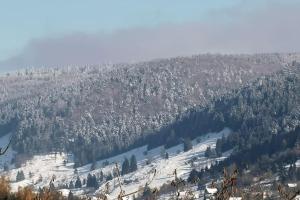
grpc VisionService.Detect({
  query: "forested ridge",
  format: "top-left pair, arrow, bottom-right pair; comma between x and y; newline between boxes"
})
150,63 -> 300,181
144,64 -> 299,156
0,53 -> 298,166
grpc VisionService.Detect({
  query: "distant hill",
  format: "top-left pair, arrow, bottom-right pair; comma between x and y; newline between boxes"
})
0,53 -> 298,165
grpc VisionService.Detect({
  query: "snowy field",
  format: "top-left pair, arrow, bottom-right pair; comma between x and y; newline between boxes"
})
0,128 -> 231,199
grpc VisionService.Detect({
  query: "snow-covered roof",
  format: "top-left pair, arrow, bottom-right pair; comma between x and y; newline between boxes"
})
229,197 -> 242,200
294,195 -> 300,200
288,183 -> 297,188
178,191 -> 186,196
59,189 -> 70,196
206,187 -> 217,194
295,160 -> 300,167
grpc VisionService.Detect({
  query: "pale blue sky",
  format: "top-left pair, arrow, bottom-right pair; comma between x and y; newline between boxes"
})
0,0 -> 299,71
0,0 -> 242,60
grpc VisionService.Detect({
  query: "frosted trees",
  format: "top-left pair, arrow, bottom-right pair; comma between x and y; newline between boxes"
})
0,53 -> 291,166
121,155 -> 138,175
16,170 -> 25,182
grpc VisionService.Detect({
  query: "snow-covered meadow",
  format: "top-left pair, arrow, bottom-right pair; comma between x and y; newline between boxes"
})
0,128 -> 231,199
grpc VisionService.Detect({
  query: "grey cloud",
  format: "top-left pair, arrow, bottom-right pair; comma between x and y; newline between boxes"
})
1,0 -> 300,71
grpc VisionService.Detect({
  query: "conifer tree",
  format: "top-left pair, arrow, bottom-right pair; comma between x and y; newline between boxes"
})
165,152 -> 169,159
75,176 -> 82,188
130,155 -> 138,172
121,157 -> 130,175
86,173 -> 98,188
106,173 -> 113,181
69,180 -> 74,189
68,190 -> 74,200
183,138 -> 193,152
92,174 -> 99,189
16,170 -> 25,182
215,139 -> 223,157
205,146 -> 212,158
100,170 -> 104,182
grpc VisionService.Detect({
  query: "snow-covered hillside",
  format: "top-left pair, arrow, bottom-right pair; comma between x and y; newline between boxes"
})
1,128 -> 231,199
0,133 -> 16,170
0,53 -> 290,165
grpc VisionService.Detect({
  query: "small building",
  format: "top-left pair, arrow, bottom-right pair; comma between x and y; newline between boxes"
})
229,197 -> 242,200
288,183 -> 297,188
204,187 -> 217,200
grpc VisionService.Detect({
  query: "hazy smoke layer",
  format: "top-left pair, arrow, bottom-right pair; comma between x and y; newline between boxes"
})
1,0 -> 299,71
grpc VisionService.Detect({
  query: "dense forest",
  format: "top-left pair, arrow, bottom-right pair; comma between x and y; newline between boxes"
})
148,63 -> 299,149
0,53 -> 295,166
163,63 -> 300,182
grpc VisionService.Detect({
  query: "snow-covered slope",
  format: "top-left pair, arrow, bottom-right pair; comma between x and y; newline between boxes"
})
100,128 -> 231,198
0,133 -> 16,170
1,53 -> 289,163
1,128 -> 231,199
